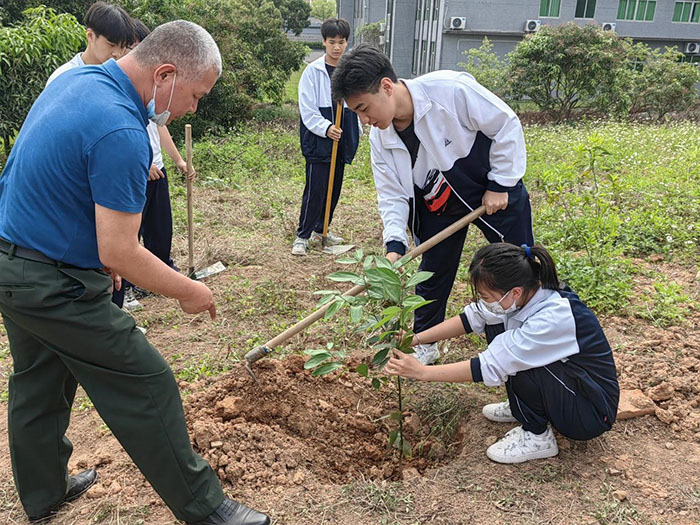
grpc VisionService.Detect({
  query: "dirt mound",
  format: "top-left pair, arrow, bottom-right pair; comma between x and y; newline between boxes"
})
185,355 -> 457,490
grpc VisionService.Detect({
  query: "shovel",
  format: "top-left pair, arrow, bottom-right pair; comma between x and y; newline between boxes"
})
185,124 -> 226,281
244,204 -> 487,380
320,100 -> 355,256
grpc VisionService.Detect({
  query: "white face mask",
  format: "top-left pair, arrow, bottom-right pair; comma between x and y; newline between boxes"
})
147,72 -> 176,127
478,289 -> 519,316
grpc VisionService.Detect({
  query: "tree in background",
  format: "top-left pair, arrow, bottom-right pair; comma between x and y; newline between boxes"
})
310,0 -> 336,21
119,0 -> 307,135
508,23 -> 630,120
457,37 -> 510,100
272,0 -> 310,35
0,6 -> 85,157
626,44 -> 700,121
0,0 -> 93,24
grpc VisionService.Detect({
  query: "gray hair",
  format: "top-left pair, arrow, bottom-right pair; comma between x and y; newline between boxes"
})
130,20 -> 222,81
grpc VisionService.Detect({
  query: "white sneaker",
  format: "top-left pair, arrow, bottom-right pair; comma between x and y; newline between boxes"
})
482,400 -> 518,423
123,288 -> 142,312
311,231 -> 344,245
291,237 -> 309,256
413,343 -> 439,365
486,425 -> 559,464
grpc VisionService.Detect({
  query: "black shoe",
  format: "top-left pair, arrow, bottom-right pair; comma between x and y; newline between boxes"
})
28,469 -> 98,523
188,498 -> 270,525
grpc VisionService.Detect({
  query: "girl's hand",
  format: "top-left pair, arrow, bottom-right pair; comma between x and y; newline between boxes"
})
384,350 -> 425,381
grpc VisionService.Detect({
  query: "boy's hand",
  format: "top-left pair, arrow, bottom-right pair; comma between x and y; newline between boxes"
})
482,190 -> 508,215
176,159 -> 196,182
327,125 -> 343,141
148,164 -> 165,181
385,350 -> 425,381
386,252 -> 401,263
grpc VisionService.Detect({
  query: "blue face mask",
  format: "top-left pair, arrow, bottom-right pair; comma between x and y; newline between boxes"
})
147,72 -> 177,127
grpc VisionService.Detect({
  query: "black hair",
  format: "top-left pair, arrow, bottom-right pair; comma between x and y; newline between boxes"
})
84,2 -> 136,48
321,18 -> 350,40
331,43 -> 398,101
131,18 -> 150,43
469,243 -> 561,296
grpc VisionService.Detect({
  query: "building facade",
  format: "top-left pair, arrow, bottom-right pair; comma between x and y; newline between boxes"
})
337,0 -> 700,78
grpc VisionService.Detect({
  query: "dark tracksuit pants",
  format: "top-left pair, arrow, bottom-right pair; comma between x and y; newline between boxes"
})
111,168 -> 174,308
506,361 -> 614,440
414,182 -> 535,332
0,251 -> 223,521
296,159 -> 345,239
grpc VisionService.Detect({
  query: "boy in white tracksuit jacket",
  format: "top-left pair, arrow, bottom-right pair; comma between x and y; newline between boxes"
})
332,45 -> 534,363
292,19 -> 361,255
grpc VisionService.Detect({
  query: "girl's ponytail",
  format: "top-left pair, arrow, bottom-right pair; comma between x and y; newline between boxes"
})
527,245 -> 560,290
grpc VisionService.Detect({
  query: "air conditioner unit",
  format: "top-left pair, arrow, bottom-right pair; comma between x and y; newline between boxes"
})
685,42 -> 700,54
378,22 -> 386,33
449,16 -> 467,30
378,35 -> 386,45
524,19 -> 541,32
601,22 -> 616,32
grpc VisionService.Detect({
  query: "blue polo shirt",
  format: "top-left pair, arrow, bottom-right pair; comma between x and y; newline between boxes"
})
0,59 -> 151,268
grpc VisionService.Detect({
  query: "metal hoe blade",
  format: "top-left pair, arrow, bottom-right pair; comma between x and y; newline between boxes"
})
192,261 -> 226,280
322,243 -> 355,255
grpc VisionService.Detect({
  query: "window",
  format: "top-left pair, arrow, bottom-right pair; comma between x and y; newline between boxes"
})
575,0 -> 597,18
540,0 -> 561,17
673,1 -> 700,22
617,0 -> 656,20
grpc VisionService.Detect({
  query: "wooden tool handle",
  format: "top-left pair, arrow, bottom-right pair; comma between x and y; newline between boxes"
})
185,124 -> 194,276
321,100 -> 344,245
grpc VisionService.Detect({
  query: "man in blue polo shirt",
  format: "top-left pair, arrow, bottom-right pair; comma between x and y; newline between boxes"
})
0,20 -> 269,525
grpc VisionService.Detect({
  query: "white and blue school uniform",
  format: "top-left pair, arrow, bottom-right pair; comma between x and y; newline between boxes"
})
461,286 -> 619,440
370,70 -> 534,333
297,55 -> 361,239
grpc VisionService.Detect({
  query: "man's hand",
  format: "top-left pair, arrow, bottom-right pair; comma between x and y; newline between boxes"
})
103,267 -> 121,293
482,190 -> 508,215
178,280 -> 217,320
326,125 -> 343,141
384,350 -> 425,380
148,164 -> 165,181
386,252 -> 402,264
176,159 -> 196,182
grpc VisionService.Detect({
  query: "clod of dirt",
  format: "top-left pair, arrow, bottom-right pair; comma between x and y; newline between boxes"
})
617,389 -> 656,419
648,382 -> 674,402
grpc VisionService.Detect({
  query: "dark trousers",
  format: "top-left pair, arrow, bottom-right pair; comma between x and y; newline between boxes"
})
0,253 -> 223,521
296,159 -> 345,239
414,184 -> 534,332
506,361 -> 613,440
111,168 -> 174,308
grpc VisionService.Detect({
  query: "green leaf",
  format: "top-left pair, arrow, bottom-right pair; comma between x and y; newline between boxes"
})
375,256 -> 393,269
381,305 -> 401,318
371,377 -> 382,389
406,271 -> 434,288
363,255 -> 375,271
356,363 -> 369,377
388,429 -> 399,448
336,257 -> 358,264
327,271 -> 362,283
371,314 -> 395,331
315,294 -> 337,308
304,352 -> 332,369
365,267 -> 402,303
324,300 -> 344,319
389,411 -> 403,422
349,305 -> 364,324
304,349 -> 331,356
311,361 -> 344,376
371,348 -> 390,367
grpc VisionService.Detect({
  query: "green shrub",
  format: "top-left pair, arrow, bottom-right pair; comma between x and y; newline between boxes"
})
458,37 -> 509,100
310,0 -> 336,21
626,44 -> 700,121
0,6 -> 85,157
508,23 -> 631,120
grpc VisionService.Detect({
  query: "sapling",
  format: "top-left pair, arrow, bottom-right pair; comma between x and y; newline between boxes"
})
304,249 -> 433,459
